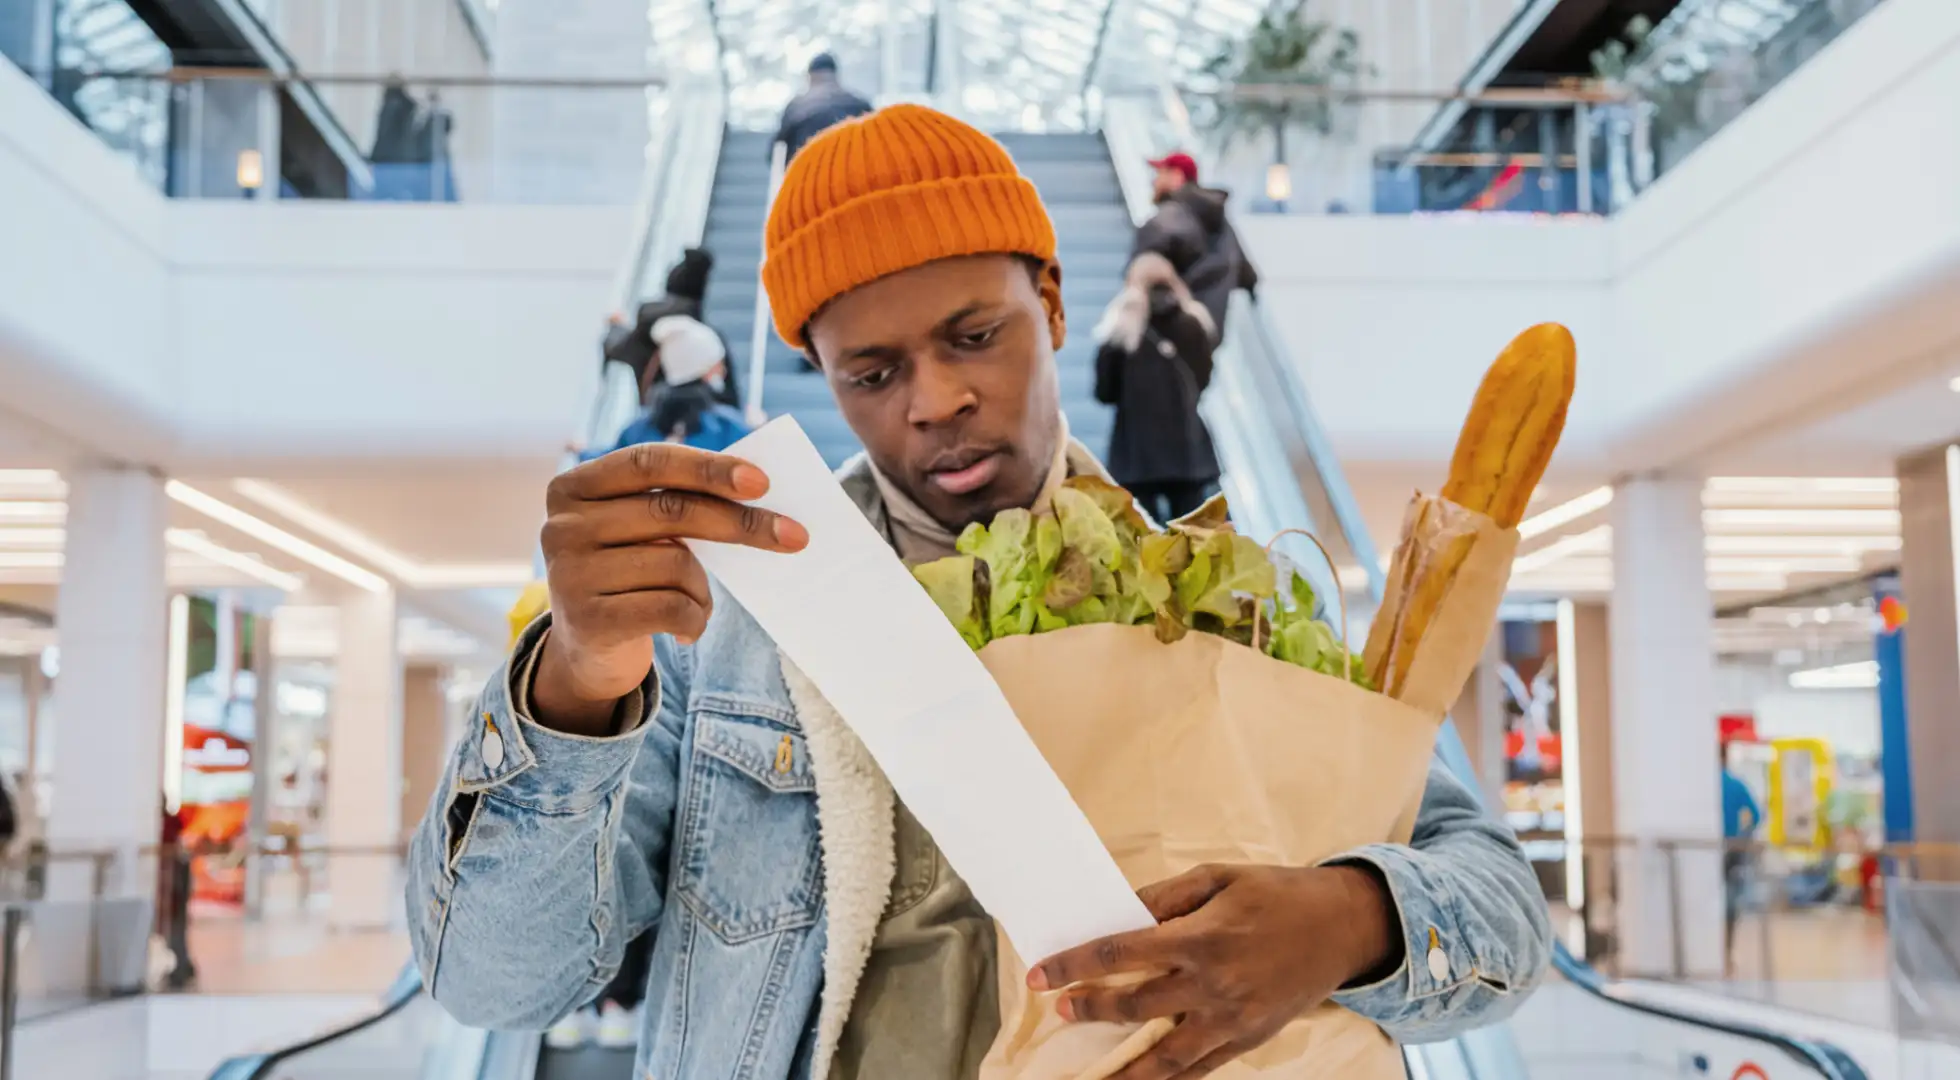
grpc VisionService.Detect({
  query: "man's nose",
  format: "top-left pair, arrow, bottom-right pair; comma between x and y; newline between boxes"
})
907,354 -> 978,429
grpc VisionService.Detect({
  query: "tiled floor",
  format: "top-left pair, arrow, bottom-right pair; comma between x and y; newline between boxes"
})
178,905 -> 408,995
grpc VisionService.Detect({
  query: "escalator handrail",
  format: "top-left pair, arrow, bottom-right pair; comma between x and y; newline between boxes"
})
1550,947 -> 1868,1080
744,141 -> 790,421
206,962 -> 424,1080
1107,73 -> 1871,1080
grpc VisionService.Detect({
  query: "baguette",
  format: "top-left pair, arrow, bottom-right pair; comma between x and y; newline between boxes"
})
1369,323 -> 1576,695
1440,322 -> 1577,528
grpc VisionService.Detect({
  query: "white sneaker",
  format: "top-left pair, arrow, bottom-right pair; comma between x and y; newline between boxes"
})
544,1009 -> 590,1050
595,1001 -> 639,1050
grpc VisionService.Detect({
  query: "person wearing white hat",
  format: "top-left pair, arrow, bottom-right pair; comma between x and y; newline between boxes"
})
648,314 -> 726,388
645,315 -> 751,452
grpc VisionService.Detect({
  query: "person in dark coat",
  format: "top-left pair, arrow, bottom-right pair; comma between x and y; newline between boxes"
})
1093,251 -> 1220,523
773,53 -> 873,163
601,248 -> 741,410
1133,151 -> 1260,341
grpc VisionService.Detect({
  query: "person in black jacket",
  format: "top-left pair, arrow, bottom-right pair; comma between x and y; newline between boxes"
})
1093,251 -> 1220,523
774,54 -> 873,163
1134,152 -> 1260,342
601,248 -> 741,410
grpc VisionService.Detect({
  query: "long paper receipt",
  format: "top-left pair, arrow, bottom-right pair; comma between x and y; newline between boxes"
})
685,417 -> 1154,962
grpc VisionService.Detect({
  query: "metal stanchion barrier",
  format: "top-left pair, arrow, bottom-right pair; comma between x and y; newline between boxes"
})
1,905 -> 21,1080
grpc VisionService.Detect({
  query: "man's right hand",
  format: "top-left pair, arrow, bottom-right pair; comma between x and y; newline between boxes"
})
531,443 -> 808,735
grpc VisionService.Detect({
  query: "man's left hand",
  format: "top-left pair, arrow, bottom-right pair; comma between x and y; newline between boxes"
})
1028,863 -> 1402,1080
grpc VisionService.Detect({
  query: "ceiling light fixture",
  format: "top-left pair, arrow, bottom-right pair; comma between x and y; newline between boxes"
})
0,502 -> 65,524
166,482 -> 387,593
1703,508 -> 1900,531
1702,534 -> 1900,554
164,529 -> 304,592
1704,556 -> 1863,575
1512,526 -> 1612,574
1517,486 -> 1614,540
1705,477 -> 1897,495
0,528 -> 65,549
230,480 -> 534,589
0,552 -> 63,569
1788,660 -> 1879,690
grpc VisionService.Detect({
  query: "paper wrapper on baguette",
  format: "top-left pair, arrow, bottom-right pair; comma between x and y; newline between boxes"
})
1365,495 -> 1520,715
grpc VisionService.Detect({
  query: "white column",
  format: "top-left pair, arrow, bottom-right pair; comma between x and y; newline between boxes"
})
48,467 -> 168,899
1896,446 -> 1960,844
1608,474 -> 1724,978
325,588 -> 401,930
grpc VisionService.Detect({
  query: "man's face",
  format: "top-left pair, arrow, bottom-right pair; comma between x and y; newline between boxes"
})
1152,165 -> 1187,201
806,255 -> 1066,531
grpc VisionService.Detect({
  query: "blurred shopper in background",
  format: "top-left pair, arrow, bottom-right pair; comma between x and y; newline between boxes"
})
1722,765 -> 1763,973
604,248 -> 742,411
774,53 -> 873,163
586,315 -> 748,460
1094,252 -> 1220,522
645,316 -> 750,451
1135,151 -> 1260,341
157,799 -> 196,990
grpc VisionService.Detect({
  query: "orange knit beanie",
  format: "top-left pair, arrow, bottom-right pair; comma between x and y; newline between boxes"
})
762,104 -> 1057,349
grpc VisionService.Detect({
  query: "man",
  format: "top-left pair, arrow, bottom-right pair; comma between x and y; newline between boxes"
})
1134,151 -> 1259,340
1722,765 -> 1763,972
774,53 -> 873,163
408,105 -> 1550,1079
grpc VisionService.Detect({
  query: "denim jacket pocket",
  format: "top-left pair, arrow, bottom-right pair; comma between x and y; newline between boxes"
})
674,712 -> 824,944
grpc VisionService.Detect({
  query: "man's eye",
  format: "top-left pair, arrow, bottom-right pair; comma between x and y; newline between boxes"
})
955,325 -> 999,350
852,366 -> 897,389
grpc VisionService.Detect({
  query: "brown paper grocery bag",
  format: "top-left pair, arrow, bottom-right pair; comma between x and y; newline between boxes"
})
975,625 -> 1442,1080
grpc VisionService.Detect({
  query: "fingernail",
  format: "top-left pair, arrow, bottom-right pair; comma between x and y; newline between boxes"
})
1055,994 -> 1075,1021
774,518 -> 809,550
1027,967 -> 1050,992
732,465 -> 768,499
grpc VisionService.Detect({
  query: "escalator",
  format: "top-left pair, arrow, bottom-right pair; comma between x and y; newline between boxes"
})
208,115 -> 1873,1080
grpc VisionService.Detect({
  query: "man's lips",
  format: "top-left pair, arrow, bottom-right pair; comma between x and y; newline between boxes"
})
928,452 -> 1004,496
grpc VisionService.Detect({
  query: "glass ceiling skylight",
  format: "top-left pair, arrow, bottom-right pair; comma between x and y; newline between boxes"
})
648,0 -> 1272,131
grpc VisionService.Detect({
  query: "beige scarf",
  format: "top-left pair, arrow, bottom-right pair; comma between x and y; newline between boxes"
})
871,416 -> 1086,564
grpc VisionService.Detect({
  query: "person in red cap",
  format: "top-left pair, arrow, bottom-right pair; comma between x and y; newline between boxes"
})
1137,151 -> 1260,343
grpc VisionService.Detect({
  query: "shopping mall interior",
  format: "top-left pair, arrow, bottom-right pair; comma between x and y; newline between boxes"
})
1,0 -> 1957,1077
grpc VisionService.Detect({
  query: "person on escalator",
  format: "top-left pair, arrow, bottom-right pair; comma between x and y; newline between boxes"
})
1093,251 -> 1220,523
603,248 -> 742,411
407,104 -> 1550,1079
581,315 -> 748,461
1134,151 -> 1260,342
774,53 -> 873,163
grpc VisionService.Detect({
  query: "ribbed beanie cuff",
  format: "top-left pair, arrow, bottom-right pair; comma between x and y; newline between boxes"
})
761,105 -> 1057,349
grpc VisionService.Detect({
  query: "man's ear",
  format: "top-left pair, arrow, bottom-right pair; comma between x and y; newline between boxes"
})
1038,261 -> 1067,351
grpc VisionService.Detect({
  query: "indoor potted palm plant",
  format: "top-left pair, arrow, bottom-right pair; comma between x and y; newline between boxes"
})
1196,1 -> 1369,211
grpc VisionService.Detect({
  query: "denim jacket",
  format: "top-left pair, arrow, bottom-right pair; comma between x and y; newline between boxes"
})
406,459 -> 1553,1080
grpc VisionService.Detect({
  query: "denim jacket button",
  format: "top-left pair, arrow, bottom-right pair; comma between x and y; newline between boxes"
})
483,729 -> 505,770
1426,946 -> 1450,983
